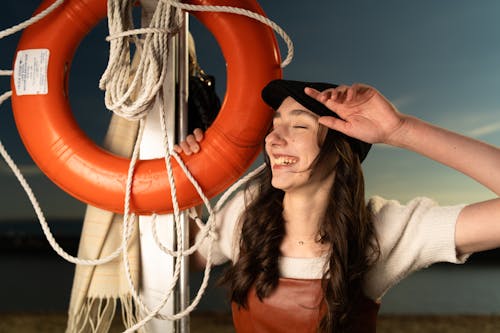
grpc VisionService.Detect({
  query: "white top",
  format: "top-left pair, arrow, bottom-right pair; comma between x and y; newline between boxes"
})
196,189 -> 468,301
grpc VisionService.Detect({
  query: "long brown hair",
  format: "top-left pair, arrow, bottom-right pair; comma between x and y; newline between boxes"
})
223,129 -> 380,332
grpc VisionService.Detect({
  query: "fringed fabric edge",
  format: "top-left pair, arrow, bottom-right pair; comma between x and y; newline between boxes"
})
66,295 -> 146,333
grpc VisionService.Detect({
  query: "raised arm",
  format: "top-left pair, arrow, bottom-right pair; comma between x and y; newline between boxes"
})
305,84 -> 500,255
387,115 -> 500,196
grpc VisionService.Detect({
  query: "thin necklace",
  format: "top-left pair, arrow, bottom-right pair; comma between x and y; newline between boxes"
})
290,234 -> 324,246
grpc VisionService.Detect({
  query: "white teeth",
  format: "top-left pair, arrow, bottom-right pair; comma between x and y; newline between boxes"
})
275,156 -> 297,165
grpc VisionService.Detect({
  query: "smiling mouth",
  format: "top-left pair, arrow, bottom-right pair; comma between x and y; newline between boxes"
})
274,156 -> 298,166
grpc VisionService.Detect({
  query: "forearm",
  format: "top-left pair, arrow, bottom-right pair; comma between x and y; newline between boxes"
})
189,205 -> 208,269
386,115 -> 500,195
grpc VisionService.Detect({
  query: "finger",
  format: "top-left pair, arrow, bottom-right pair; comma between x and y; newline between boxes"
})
193,128 -> 204,142
173,144 -> 182,154
186,135 -> 200,153
304,87 -> 321,99
306,87 -> 348,119
179,141 -> 193,155
333,85 -> 351,104
318,116 -> 351,135
344,83 -> 377,107
345,86 -> 355,103
319,90 -> 335,103
305,87 -> 334,104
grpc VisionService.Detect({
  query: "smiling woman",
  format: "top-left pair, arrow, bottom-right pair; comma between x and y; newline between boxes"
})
177,79 -> 500,332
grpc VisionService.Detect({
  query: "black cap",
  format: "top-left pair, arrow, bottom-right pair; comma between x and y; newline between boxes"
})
262,79 -> 371,162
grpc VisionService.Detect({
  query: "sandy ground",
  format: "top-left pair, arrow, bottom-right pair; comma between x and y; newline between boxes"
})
1,312 -> 500,333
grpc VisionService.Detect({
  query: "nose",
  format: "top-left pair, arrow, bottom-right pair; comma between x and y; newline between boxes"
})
265,127 -> 287,146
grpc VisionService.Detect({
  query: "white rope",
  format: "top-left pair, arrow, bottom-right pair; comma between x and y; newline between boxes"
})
0,89 -> 135,266
0,0 -> 65,40
214,162 -> 265,211
124,235 -> 215,331
105,27 -> 178,41
162,0 -> 294,68
163,0 -> 294,67
0,90 -> 127,267
118,93 -> 219,328
0,91 -> 12,105
0,137 -> 127,266
99,0 -> 183,120
0,0 -> 146,267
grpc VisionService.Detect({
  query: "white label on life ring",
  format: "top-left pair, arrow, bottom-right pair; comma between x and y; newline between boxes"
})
13,49 -> 50,96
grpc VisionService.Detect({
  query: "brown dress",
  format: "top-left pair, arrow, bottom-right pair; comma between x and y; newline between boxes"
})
232,278 -> 379,333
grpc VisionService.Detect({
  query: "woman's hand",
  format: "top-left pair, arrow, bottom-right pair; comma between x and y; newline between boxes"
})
304,84 -> 406,145
173,128 -> 204,155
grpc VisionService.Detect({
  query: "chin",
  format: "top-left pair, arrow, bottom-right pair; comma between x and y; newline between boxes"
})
270,180 -> 285,190
271,179 -> 307,193
270,178 -> 290,191
271,173 -> 311,192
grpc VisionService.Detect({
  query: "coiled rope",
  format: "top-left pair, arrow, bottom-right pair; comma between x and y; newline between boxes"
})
100,0 -> 294,119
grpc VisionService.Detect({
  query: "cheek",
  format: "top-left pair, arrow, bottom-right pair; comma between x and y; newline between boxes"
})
304,137 -> 321,154
308,145 -> 322,166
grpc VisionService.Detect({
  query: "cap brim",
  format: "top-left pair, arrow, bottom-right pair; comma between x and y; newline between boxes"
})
261,79 -> 339,118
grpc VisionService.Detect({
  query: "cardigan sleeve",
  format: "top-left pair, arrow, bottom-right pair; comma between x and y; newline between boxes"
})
195,188 -> 248,265
363,196 -> 469,301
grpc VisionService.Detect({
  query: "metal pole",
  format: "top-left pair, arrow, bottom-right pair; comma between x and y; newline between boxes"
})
175,11 -> 190,333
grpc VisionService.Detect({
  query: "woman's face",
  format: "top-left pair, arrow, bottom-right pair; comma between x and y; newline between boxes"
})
265,97 -> 324,192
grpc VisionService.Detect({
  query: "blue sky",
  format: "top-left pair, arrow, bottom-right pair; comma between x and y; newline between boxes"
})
1,0 -> 499,220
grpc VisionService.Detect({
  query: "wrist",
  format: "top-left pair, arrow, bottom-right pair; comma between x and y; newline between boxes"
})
384,114 -> 415,147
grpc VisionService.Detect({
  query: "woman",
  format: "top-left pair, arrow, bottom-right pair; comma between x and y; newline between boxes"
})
176,80 -> 500,332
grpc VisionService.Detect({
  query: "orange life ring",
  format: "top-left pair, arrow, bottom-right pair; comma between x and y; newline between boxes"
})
11,0 -> 281,215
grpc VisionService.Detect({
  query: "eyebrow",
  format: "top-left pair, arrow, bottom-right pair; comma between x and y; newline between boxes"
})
273,109 -> 318,120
